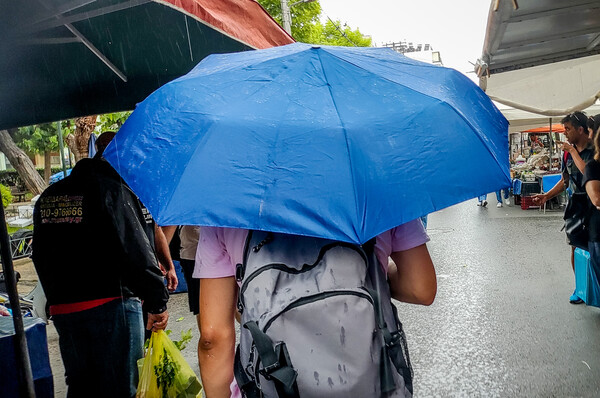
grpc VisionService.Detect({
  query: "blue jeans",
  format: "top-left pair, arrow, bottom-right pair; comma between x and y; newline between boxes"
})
495,188 -> 510,203
53,298 -> 144,398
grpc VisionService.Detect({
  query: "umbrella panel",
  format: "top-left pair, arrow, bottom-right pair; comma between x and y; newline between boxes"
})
106,44 -> 510,243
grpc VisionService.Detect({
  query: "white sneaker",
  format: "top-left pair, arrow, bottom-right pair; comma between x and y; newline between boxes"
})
477,201 -> 482,206
497,202 -> 502,208
505,198 -> 511,205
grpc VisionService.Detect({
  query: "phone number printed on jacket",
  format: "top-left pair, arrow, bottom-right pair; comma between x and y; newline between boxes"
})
39,195 -> 84,224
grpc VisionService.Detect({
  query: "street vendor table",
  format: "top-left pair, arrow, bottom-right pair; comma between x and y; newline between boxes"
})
0,317 -> 53,398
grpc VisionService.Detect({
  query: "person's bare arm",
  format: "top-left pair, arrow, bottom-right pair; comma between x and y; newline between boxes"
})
199,277 -> 237,398
155,224 -> 178,291
586,180 -> 600,208
161,225 -> 178,244
388,244 -> 436,305
531,175 -> 566,205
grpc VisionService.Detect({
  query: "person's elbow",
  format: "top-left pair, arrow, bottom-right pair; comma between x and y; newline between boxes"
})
390,276 -> 437,306
416,284 -> 437,306
411,279 -> 437,306
590,195 -> 600,209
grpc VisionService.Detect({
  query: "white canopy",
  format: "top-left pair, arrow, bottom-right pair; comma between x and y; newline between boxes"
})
477,0 -> 600,115
501,103 -> 600,133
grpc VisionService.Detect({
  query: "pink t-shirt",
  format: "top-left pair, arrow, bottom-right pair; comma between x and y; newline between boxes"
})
193,220 -> 429,398
194,219 -> 429,279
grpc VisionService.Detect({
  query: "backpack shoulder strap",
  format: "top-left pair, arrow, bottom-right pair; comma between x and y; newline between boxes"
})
234,346 -> 261,398
243,321 -> 299,398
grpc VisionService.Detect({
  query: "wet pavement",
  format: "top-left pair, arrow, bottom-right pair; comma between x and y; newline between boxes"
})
400,199 -> 600,397
39,197 -> 600,396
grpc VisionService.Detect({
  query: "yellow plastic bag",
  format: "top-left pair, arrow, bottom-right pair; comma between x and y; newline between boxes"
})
137,330 -> 202,398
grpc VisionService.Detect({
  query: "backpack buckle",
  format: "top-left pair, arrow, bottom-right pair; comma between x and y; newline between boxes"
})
237,295 -> 244,314
258,342 -> 293,381
236,263 -> 245,282
386,330 -> 401,349
259,360 -> 282,380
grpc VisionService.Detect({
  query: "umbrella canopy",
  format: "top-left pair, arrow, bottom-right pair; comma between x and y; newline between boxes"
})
0,0 -> 293,130
104,43 -> 510,244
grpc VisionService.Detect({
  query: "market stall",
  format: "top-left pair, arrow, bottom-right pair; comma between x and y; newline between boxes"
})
510,124 -> 566,210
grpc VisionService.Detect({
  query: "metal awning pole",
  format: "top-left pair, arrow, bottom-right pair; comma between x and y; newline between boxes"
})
549,118 -> 554,170
0,191 -> 36,397
57,121 -> 67,177
521,132 -> 524,156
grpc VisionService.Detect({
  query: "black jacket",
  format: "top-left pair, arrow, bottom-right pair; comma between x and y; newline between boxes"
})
32,157 -> 168,314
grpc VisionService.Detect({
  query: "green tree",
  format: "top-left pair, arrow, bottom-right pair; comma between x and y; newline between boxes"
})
14,123 -> 59,183
257,1 -> 371,47
0,184 -> 13,208
0,129 -> 47,195
95,111 -> 131,133
258,0 -> 322,43
318,19 -> 372,47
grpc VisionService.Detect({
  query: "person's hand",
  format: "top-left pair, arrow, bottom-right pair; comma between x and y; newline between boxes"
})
165,267 -> 178,292
531,193 -> 547,205
560,141 -> 575,153
147,310 -> 169,331
157,262 -> 178,292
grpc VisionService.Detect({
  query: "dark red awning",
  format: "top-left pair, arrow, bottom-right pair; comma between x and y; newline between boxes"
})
161,0 -> 294,49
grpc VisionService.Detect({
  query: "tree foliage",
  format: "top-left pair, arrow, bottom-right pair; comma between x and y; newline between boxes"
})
0,184 -> 13,208
14,123 -> 58,155
257,0 -> 371,47
14,123 -> 59,183
258,0 -> 322,43
95,111 -> 131,133
318,19 -> 372,47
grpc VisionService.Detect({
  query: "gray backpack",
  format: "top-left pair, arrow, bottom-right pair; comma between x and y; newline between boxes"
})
234,231 -> 413,398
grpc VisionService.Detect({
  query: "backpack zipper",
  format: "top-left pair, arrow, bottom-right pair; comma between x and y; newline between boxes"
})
239,242 -> 368,308
262,289 -> 374,332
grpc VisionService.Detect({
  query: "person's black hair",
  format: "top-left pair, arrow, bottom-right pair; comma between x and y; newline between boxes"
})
587,114 -> 600,138
561,111 -> 588,131
95,131 -> 116,156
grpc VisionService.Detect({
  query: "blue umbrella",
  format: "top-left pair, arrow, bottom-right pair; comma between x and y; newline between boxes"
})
104,43 -> 510,244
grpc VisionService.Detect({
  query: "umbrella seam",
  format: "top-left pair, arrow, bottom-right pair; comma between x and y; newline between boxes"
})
316,48 -> 362,243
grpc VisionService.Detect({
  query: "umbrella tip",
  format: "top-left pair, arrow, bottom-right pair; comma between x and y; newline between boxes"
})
311,45 -> 321,49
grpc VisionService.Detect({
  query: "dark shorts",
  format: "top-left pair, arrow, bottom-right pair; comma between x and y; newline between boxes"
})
180,259 -> 200,315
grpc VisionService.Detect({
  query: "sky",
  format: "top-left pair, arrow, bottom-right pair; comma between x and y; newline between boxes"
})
318,0 -> 492,78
